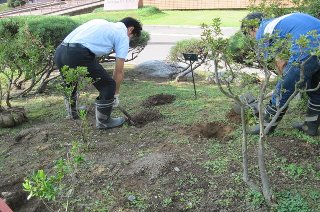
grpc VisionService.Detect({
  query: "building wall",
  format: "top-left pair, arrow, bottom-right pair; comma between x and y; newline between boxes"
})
141,0 -> 292,10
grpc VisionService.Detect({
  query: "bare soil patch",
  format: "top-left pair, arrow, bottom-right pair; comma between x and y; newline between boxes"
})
1,71 -> 319,211
268,136 -> 320,164
142,93 -> 176,107
188,121 -> 234,140
131,109 -> 163,127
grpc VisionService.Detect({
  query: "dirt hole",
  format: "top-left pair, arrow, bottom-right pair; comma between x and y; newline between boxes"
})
142,93 -> 176,107
131,109 -> 163,127
189,122 -> 233,140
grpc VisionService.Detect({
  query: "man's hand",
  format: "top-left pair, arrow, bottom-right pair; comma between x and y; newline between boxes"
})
275,57 -> 287,75
113,94 -> 120,107
113,58 -> 125,94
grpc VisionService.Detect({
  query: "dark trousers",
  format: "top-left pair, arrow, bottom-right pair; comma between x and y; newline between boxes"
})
272,55 -> 320,107
54,44 -> 116,100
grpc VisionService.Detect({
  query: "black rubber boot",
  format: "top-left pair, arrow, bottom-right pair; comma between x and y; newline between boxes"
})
249,102 -> 287,135
293,101 -> 320,136
95,99 -> 125,129
233,92 -> 258,116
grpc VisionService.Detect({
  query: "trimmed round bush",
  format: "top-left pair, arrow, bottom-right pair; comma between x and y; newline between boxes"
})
227,31 -> 254,65
169,38 -> 207,62
25,16 -> 79,48
7,0 -> 26,8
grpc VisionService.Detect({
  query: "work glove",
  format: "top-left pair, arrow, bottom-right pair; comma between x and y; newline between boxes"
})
113,94 -> 120,107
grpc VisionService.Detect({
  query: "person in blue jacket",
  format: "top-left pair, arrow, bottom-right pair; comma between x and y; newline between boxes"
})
241,12 -> 320,136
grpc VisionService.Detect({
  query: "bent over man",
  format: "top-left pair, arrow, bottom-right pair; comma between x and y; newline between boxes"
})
242,12 -> 320,136
54,17 -> 142,129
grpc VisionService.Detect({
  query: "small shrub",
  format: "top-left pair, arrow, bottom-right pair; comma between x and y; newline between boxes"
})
26,16 -> 79,48
246,190 -> 265,208
249,0 -> 293,18
294,0 -> 320,18
23,141 -> 85,210
169,38 -> 207,62
130,30 -> 150,48
137,6 -> 163,17
276,191 -> 311,212
227,31 -> 254,65
282,163 -> 305,179
7,0 -> 26,8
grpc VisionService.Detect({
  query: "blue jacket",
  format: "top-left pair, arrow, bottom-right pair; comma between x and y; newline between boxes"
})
256,13 -> 320,63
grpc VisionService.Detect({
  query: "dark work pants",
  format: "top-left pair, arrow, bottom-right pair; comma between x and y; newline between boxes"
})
54,44 -> 116,100
271,55 -> 320,107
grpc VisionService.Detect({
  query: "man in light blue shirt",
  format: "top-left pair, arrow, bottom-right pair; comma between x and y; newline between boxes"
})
54,17 -> 142,129
242,12 -> 320,136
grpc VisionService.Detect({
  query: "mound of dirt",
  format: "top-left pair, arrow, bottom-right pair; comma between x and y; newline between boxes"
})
0,180 -> 43,211
226,109 -> 241,124
122,152 -> 175,181
189,122 -> 233,140
142,94 -> 176,107
131,109 -> 163,127
14,127 -> 48,143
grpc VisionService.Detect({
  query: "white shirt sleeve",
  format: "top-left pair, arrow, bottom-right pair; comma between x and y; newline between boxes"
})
114,35 -> 129,59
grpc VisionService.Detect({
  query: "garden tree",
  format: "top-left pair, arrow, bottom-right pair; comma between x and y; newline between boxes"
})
201,18 -> 259,192
227,31 -> 255,66
7,0 -> 26,8
0,16 -> 78,102
249,0 -> 320,18
202,18 -> 320,203
249,0 -> 294,17
168,38 -> 208,81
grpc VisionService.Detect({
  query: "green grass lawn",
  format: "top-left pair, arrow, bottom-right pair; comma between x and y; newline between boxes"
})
75,7 -> 248,27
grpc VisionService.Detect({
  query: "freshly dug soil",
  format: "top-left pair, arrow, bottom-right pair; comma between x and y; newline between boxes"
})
131,109 -> 163,127
268,136 -> 320,164
142,94 -> 176,107
188,122 -> 233,140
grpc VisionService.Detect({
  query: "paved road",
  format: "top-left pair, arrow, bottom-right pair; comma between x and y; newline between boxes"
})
128,25 -> 239,65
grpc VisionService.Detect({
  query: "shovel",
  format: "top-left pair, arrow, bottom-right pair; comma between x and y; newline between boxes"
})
118,105 -> 136,126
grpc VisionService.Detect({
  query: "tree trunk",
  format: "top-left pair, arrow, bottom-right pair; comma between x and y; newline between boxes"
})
241,106 -> 259,191
241,106 -> 249,181
258,134 -> 271,203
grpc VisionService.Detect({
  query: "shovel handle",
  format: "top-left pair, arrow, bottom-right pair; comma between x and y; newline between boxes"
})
118,105 -> 135,125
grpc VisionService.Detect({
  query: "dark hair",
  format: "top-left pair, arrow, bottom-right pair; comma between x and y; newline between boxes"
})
120,17 -> 142,37
241,12 -> 264,34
